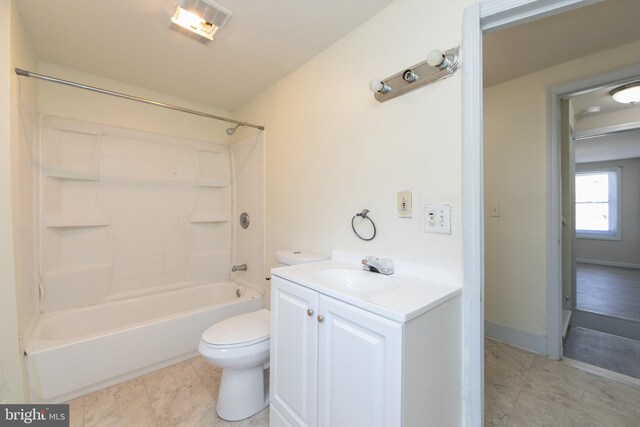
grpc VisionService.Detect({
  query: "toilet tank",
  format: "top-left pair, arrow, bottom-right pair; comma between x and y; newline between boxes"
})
276,250 -> 327,267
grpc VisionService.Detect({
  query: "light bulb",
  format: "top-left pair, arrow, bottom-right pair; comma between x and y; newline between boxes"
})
369,79 -> 392,94
427,49 -> 445,67
369,79 -> 383,93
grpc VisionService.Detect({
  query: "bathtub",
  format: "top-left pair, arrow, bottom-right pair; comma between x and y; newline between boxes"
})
26,281 -> 263,403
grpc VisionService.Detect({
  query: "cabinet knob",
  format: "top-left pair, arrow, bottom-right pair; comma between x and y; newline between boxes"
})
317,315 -> 324,323
307,308 -> 314,317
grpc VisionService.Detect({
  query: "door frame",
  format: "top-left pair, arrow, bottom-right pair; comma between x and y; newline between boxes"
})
549,64 -> 640,353
461,0 -> 602,424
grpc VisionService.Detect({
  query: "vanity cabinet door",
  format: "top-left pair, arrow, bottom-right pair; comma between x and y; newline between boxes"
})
271,276 -> 319,427
316,295 -> 403,427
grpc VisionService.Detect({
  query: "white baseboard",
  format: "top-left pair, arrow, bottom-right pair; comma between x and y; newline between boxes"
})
576,258 -> 640,270
484,321 -> 547,356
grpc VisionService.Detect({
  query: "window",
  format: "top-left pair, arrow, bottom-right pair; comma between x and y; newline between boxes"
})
575,167 -> 621,239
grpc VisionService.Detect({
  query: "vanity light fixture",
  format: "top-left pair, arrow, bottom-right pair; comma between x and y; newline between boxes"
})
369,46 -> 460,103
169,0 -> 232,43
610,81 -> 640,104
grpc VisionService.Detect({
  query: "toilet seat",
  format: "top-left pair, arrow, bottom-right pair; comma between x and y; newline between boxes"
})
202,309 -> 270,349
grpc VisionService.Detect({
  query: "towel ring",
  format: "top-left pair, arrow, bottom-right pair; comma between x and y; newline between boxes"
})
351,209 -> 376,241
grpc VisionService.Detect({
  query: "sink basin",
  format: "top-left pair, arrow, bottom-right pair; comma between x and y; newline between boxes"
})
312,268 -> 401,293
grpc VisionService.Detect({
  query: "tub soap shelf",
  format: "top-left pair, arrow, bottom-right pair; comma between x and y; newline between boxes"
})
189,212 -> 230,223
43,166 -> 99,181
45,213 -> 110,228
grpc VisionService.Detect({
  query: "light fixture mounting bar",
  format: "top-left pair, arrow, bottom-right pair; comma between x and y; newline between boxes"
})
373,46 -> 460,103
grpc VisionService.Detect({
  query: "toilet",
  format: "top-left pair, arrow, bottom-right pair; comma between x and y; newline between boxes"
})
198,249 -> 327,421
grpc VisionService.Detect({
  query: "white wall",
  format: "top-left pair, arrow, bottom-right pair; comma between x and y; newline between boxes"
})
575,157 -> 640,266
484,40 -> 640,339
234,0 -> 475,277
1,0 -> 33,403
10,0 -> 38,351
37,62 -> 234,145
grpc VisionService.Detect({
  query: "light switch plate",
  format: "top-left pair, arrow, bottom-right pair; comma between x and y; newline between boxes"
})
425,204 -> 451,234
397,191 -> 412,217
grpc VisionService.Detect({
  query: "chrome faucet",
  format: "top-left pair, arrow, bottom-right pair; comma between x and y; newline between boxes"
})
361,256 -> 394,275
232,264 -> 247,272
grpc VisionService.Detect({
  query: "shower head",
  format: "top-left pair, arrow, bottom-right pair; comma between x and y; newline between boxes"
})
226,124 -> 242,135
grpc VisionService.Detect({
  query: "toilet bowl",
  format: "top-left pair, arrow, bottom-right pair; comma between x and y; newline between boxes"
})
199,250 -> 327,421
199,309 -> 271,421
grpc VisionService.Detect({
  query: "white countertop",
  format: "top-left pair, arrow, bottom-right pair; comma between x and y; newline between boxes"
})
271,251 -> 462,323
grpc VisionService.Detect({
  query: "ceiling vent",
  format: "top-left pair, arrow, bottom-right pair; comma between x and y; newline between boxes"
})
169,0 -> 232,44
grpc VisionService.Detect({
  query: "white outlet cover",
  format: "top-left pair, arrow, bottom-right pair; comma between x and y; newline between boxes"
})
424,204 -> 451,234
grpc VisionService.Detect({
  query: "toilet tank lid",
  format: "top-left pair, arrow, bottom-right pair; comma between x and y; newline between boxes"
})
277,249 -> 327,265
202,309 -> 270,346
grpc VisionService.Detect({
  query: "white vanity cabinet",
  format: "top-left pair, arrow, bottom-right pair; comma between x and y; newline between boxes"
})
270,273 -> 462,427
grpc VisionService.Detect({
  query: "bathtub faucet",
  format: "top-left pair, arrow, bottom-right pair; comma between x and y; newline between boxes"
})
232,264 -> 247,272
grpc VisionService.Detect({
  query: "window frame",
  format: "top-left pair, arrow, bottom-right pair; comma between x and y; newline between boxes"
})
575,166 -> 622,240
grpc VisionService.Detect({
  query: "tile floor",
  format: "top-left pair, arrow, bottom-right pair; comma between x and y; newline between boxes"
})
66,357 -> 268,427
66,340 -> 640,426
564,326 -> 640,379
485,338 -> 640,426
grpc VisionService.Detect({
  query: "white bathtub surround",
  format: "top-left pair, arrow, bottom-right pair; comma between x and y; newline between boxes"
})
26,282 -> 262,403
230,132 -> 265,297
39,116 -> 233,311
12,100 -> 40,348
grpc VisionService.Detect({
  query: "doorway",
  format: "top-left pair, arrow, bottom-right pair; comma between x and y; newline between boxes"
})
464,0 -> 640,424
559,84 -> 640,379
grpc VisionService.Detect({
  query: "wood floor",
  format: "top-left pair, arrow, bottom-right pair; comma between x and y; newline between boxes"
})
576,263 -> 640,322
564,326 -> 640,379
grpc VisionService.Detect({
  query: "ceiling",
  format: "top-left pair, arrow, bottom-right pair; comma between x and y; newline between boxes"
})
571,82 -> 640,117
483,0 -> 640,88
15,0 -> 394,111
484,0 -> 640,152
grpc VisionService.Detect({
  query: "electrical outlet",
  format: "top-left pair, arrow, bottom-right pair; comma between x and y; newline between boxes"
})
425,204 -> 451,234
397,191 -> 412,217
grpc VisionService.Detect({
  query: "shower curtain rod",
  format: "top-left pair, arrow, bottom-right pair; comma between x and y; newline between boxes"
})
14,68 -> 265,131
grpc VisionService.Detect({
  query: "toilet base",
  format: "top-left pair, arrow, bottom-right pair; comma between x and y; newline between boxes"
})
217,365 -> 269,421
